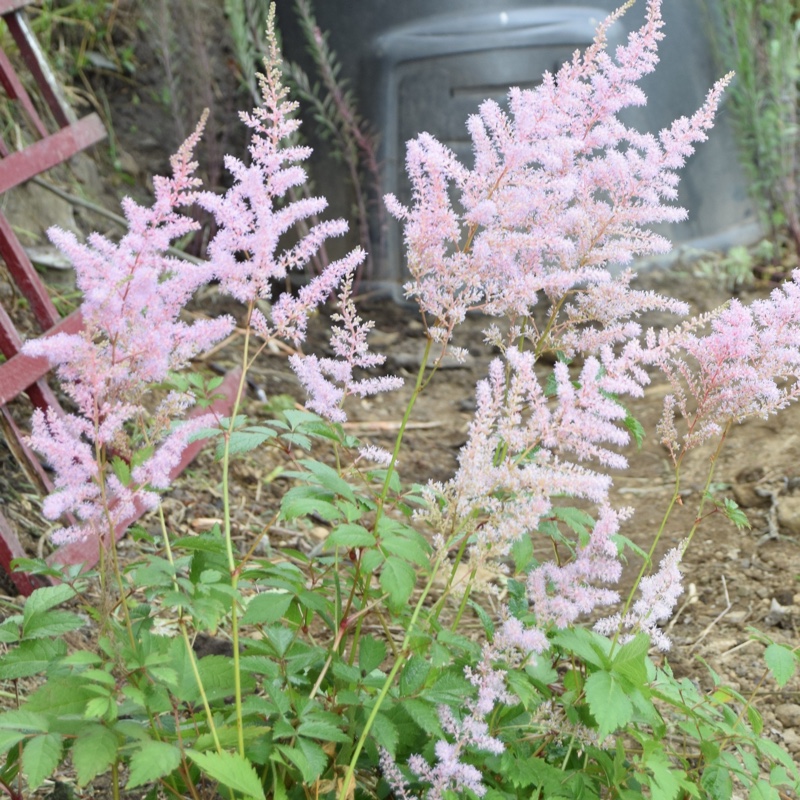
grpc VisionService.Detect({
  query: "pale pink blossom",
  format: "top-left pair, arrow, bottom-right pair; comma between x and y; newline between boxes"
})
23,121 -> 232,541
648,271 -> 800,458
290,277 -> 403,422
595,543 -> 686,651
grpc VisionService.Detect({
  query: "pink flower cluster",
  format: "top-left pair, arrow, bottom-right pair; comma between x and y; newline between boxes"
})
23,121 -> 231,543
392,1 -> 741,791
647,271 -> 800,459
387,0 -> 731,343
24,13 -> 395,541
195,21 -> 365,346
290,277 -> 403,423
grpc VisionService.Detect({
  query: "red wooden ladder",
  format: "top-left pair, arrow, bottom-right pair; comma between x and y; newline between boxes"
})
0,1 -> 236,594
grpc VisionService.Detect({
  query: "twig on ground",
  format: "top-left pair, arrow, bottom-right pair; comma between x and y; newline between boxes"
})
690,574 -> 732,652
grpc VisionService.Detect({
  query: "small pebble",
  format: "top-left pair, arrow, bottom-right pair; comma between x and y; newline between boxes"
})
775,703 -> 800,729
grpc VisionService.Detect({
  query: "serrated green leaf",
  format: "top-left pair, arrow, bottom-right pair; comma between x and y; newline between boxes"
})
0,729 -> 26,754
187,749 -> 266,798
23,584 -> 75,617
552,627 -> 611,670
0,638 -> 67,679
747,704 -> 763,736
296,719 -> 349,744
511,534 -> 534,573
552,506 -> 595,536
110,455 -> 131,487
0,709 -> 49,733
280,485 -> 341,522
327,523 -> 375,548
283,409 -> 321,430
22,732 -> 62,790
126,741 -> 182,789
23,609 -> 85,639
722,498 -> 751,530
369,711 -> 399,753
130,445 -> 155,468
298,459 -> 356,501
218,426 -> 278,458
24,677 -> 93,715
624,411 -> 646,448
584,670 -> 634,738
242,592 -> 293,626
764,643 -> 797,687
612,632 -> 650,684
380,556 -> 416,609
72,727 -> 118,786
644,747 -> 682,800
701,762 -> 734,800
197,655 -> 256,703
359,636 -> 386,674
84,696 -> 112,720
402,698 -> 443,737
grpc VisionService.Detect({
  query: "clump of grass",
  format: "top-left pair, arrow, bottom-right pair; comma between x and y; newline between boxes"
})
712,0 -> 800,252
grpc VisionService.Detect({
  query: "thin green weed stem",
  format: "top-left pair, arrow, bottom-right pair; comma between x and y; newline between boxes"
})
339,550 -> 448,800
157,504 -> 222,755
219,300 -> 258,757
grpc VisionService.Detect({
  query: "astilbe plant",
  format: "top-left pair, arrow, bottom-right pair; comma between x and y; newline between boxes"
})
1,2 -> 799,799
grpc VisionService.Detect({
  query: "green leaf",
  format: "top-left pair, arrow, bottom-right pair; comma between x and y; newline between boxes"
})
295,737 -> 328,782
197,655 -> 256,703
126,740 -> 182,789
242,592 -> 293,626
110,455 -> 131,487
380,556 -> 416,610
468,601 -> 495,638
281,485 -> 341,522
187,749 -> 266,798
552,628 -> 611,670
283,409 -> 321,430
722,498 -> 751,530
402,699 -> 443,737
701,762 -> 733,800
23,609 -> 85,639
552,506 -> 595,538
23,584 -> 75,617
0,709 -> 50,734
298,459 -> 356,501
624,410 -> 646,448
611,632 -> 650,684
219,425 -> 278,458
369,711 -> 399,753
72,727 -> 118,786
584,670 -> 634,738
22,732 -> 62,790
359,636 -> 386,674
644,745 -> 682,800
376,518 -> 431,566
0,638 -> 67,679
24,677 -> 94,715
764,643 -> 797,687
327,523 -> 375,548
0,729 -> 26,754
511,534 -> 534,573
296,718 -> 350,744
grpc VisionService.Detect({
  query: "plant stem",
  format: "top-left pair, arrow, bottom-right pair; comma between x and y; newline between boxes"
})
376,336 -> 433,512
219,300 -> 257,757
158,506 -> 223,753
338,653 -> 407,800
339,550 -> 448,800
